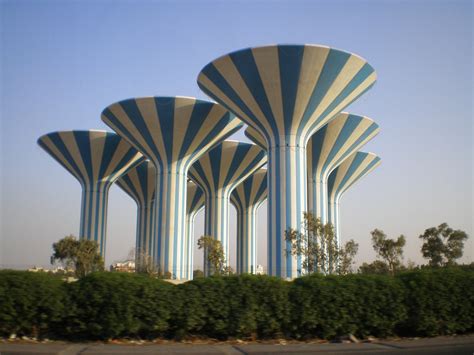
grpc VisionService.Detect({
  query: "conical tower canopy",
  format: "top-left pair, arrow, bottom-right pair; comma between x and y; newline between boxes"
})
245,125 -> 266,149
307,112 -> 379,222
187,180 -> 205,216
101,97 -> 243,279
38,130 -> 144,255
198,44 -> 376,146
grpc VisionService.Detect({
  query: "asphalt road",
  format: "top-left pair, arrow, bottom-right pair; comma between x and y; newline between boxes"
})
0,335 -> 473,354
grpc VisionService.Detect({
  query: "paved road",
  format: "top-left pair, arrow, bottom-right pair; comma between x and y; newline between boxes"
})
1,335 -> 473,354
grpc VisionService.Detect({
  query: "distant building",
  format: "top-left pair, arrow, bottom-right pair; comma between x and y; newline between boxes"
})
110,260 -> 135,273
27,266 -> 73,274
255,265 -> 265,275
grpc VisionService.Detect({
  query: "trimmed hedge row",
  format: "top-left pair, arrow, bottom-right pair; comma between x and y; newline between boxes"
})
0,268 -> 472,340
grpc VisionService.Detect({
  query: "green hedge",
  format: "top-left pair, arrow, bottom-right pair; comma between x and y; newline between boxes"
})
289,274 -> 407,339
173,275 -> 290,339
396,268 -> 474,336
0,270 -> 67,338
0,268 -> 472,340
64,272 -> 174,340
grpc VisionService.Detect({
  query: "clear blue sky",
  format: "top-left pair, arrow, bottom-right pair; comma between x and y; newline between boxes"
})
1,0 -> 472,269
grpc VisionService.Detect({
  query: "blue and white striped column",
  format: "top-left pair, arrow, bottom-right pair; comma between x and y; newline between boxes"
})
328,152 -> 381,245
307,113 -> 379,224
185,180 -> 205,279
37,130 -> 143,256
116,160 -> 156,268
230,168 -> 267,274
102,97 -> 242,279
198,44 -> 377,278
189,141 -> 267,275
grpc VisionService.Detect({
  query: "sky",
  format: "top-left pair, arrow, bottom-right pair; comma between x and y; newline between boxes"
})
1,0 -> 472,271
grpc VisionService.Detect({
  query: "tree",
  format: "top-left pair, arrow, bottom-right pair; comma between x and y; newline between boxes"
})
337,239 -> 359,275
285,212 -> 338,275
371,229 -> 406,275
197,236 -> 231,276
419,223 -> 469,267
359,260 -> 390,275
51,235 -> 104,278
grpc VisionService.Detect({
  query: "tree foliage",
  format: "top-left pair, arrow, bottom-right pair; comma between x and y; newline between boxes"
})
359,260 -> 390,275
132,247 -> 162,276
371,229 -> 406,275
285,212 -> 350,275
337,239 -> 359,275
197,236 -> 231,276
419,223 -> 468,267
51,235 -> 104,278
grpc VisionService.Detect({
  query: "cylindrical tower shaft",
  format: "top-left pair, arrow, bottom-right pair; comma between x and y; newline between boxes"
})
102,97 -> 242,279
116,160 -> 156,269
189,141 -> 266,275
327,152 -> 381,244
198,44 -> 376,278
38,130 -> 143,256
185,181 -> 205,279
231,168 -> 267,274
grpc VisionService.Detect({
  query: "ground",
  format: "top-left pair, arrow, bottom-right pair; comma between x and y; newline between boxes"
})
0,334 -> 473,354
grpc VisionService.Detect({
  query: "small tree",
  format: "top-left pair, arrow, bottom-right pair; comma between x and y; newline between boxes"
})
371,229 -> 406,275
51,235 -> 104,278
134,247 -> 161,276
193,269 -> 204,278
337,239 -> 359,275
419,223 -> 469,267
197,236 -> 230,276
285,212 -> 338,275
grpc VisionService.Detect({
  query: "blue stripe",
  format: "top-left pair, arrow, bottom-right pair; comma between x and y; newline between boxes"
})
278,45 -> 304,135
154,97 -> 175,162
230,49 -> 280,142
178,101 -> 213,157
309,125 -> 327,170
118,99 -> 161,165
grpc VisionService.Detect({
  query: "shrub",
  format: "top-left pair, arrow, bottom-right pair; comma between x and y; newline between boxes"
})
174,274 -> 290,339
289,273 -> 407,339
64,272 -> 174,340
396,267 -> 474,336
0,268 -> 472,340
0,270 -> 67,338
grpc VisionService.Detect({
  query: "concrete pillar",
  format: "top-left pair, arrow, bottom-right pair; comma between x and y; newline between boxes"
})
116,160 -> 156,269
230,168 -> 267,274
